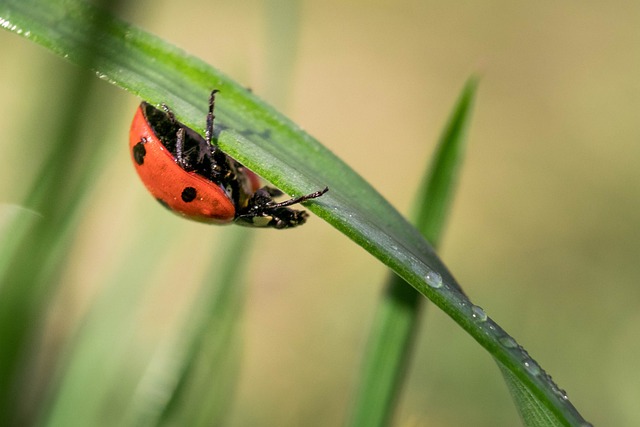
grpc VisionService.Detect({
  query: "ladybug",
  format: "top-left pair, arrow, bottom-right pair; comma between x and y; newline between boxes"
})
129,90 -> 328,228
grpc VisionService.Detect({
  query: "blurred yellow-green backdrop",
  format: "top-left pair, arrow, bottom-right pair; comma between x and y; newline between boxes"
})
1,1 -> 638,426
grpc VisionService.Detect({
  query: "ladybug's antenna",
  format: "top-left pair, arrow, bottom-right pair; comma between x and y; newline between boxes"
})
267,187 -> 329,209
205,89 -> 220,147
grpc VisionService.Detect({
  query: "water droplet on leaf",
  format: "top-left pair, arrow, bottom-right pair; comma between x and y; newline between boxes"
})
425,270 -> 443,288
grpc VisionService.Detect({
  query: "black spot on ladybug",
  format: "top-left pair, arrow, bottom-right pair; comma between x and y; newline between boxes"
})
133,141 -> 146,165
181,187 -> 197,203
156,198 -> 171,211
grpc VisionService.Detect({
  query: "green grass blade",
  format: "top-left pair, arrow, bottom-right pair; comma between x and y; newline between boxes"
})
0,205 -> 42,283
41,228 -> 249,427
0,23 -> 117,427
499,362 -> 564,427
40,223 -> 182,427
346,78 -> 477,427
133,230 -> 253,427
0,1 -> 592,425
412,81 -> 476,244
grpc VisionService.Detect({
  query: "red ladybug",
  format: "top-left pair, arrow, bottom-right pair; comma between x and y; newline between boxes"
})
129,90 -> 327,228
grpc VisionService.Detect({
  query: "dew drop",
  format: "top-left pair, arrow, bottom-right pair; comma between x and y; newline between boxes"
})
523,359 -> 541,376
499,336 -> 518,349
471,305 -> 487,322
555,388 -> 569,400
425,270 -> 443,288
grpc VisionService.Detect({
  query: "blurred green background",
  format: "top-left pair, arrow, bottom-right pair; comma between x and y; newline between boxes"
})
1,0 -> 639,426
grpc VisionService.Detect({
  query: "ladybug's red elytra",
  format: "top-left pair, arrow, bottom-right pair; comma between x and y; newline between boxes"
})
129,90 -> 328,228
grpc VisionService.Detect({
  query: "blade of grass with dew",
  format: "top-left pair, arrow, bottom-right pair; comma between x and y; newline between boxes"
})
0,1 -> 592,425
346,77 -> 476,427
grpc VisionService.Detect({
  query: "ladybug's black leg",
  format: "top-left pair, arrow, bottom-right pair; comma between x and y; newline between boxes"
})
264,187 -> 328,209
194,90 -> 219,166
235,187 -> 328,229
200,89 -> 233,180
206,89 -> 221,149
175,128 -> 188,168
162,102 -> 189,168
266,207 -> 309,229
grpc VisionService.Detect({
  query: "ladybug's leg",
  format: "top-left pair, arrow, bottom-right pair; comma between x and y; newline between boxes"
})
174,128 -> 188,168
235,187 -> 328,229
264,207 -> 309,229
194,89 -> 222,165
161,102 -> 189,168
205,89 -> 220,148
200,89 -> 234,181
235,188 -> 307,228
263,187 -> 328,210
